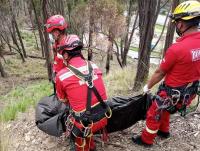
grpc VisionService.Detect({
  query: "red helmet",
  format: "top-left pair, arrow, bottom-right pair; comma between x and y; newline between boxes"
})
57,35 -> 83,54
45,15 -> 68,33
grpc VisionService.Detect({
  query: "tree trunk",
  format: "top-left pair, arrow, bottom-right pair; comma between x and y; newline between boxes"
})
151,10 -> 169,52
133,0 -> 161,91
88,0 -> 95,61
31,0 -> 45,57
27,1 -> 39,51
60,0 -> 65,17
42,0 -> 52,81
122,10 -> 138,66
5,24 -> 26,62
163,0 -> 180,56
106,30 -> 114,74
9,0 -> 27,58
0,59 -> 7,77
12,15 -> 27,58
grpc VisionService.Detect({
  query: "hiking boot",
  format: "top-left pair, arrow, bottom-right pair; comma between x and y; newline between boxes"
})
131,135 -> 152,147
157,130 -> 170,138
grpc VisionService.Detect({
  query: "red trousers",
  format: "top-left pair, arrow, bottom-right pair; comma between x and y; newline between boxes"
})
141,91 -> 196,145
72,118 -> 107,151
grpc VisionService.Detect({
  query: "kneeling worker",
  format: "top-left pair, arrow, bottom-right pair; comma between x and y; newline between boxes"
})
55,34 -> 111,151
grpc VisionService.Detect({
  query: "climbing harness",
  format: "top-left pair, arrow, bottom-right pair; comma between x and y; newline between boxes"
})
64,61 -> 112,149
154,81 -> 199,116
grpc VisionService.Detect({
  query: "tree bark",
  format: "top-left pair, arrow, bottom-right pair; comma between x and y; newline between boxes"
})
106,30 -> 114,74
9,0 -> 27,58
31,0 -> 45,57
122,10 -> 138,66
12,15 -> 27,58
151,10 -> 169,52
42,0 -> 52,81
4,25 -> 26,62
163,0 -> 180,56
133,0 -> 161,91
0,58 -> 7,77
88,0 -> 95,61
27,1 -> 39,51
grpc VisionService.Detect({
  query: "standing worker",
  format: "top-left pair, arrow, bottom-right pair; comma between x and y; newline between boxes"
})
45,15 -> 69,92
132,0 -> 200,146
55,34 -> 111,151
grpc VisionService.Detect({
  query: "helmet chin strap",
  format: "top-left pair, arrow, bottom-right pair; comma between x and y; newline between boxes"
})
176,24 -> 194,36
63,52 -> 72,67
55,31 -> 63,43
181,25 -> 194,36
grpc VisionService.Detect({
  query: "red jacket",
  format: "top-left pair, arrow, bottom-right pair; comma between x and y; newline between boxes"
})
55,57 -> 107,112
52,35 -> 71,73
160,32 -> 200,87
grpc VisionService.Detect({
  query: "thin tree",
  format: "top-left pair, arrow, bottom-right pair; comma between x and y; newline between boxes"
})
31,0 -> 45,57
105,29 -> 114,74
27,0 -> 40,51
0,42 -> 7,77
42,0 -> 52,81
0,58 -> 7,77
163,0 -> 180,56
133,0 -> 161,91
88,0 -> 95,61
121,0 -> 138,67
9,0 -> 27,58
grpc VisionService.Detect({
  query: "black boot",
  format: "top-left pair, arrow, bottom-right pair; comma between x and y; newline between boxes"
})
157,130 -> 170,138
131,136 -> 152,147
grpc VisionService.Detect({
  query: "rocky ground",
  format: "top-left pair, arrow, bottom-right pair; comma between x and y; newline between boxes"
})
2,104 -> 200,151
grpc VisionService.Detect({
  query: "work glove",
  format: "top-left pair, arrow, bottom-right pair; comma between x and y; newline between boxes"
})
143,84 -> 150,94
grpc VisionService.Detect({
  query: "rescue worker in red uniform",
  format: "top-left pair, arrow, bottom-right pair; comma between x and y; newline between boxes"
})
132,1 -> 200,146
55,35 -> 110,151
45,15 -> 74,93
46,14 -> 69,74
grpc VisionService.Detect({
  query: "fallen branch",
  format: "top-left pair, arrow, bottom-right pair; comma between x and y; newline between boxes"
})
27,75 -> 47,81
27,55 -> 45,60
2,51 -> 45,60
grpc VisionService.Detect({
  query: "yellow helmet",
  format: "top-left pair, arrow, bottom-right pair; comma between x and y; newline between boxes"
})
170,0 -> 200,22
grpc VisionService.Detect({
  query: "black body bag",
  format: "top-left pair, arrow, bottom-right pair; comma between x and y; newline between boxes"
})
106,94 -> 151,133
35,95 -> 69,137
35,94 -> 152,137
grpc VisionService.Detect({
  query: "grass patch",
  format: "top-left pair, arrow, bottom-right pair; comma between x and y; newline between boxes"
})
104,66 -> 137,97
0,80 -> 52,122
129,46 -> 138,52
3,56 -> 46,77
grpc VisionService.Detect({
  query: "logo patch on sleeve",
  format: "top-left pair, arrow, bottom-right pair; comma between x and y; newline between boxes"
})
191,48 -> 200,61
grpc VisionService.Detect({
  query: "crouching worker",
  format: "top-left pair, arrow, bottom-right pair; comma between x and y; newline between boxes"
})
132,1 -> 200,147
55,34 -> 111,151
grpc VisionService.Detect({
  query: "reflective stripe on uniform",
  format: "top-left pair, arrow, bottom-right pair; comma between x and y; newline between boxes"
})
145,126 -> 158,134
72,100 -> 107,114
59,64 -> 98,81
57,53 -> 63,59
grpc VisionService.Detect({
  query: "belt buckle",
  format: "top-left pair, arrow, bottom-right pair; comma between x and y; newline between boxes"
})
75,112 -> 81,117
171,89 -> 181,106
83,127 -> 91,137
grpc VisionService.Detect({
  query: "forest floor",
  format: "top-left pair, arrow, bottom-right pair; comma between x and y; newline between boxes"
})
1,52 -> 200,151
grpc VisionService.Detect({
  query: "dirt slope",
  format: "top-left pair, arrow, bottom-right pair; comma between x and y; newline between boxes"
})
3,106 -> 200,151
